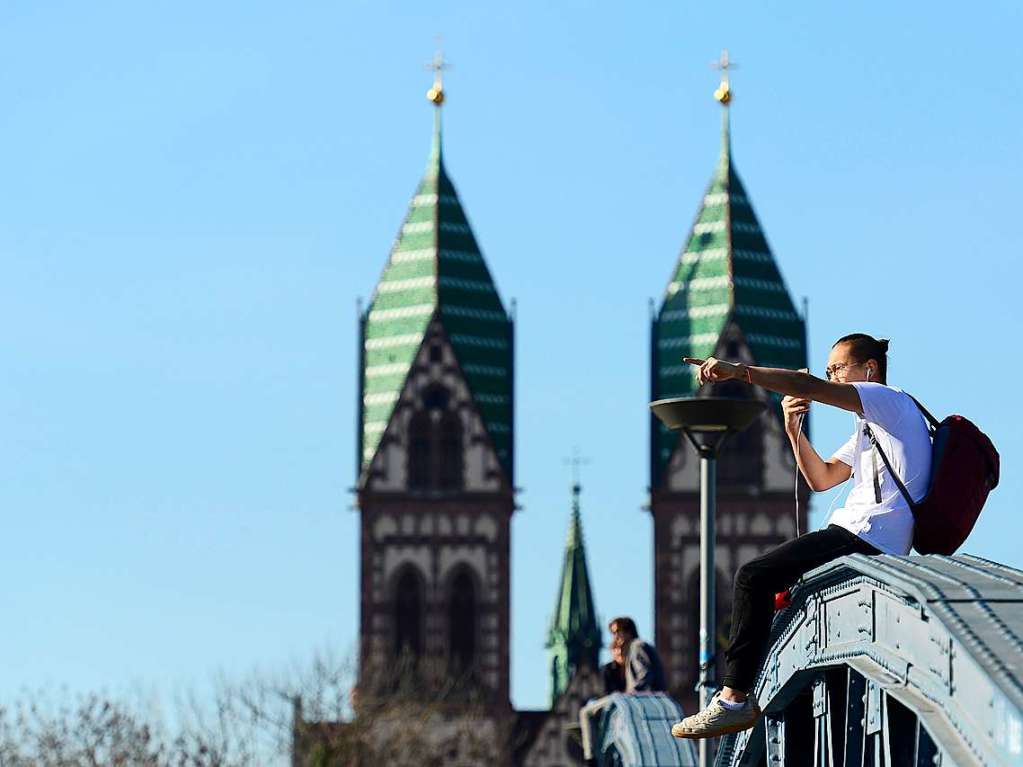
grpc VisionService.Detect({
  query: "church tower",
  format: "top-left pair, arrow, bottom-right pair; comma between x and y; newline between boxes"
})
357,63 -> 515,709
649,53 -> 809,706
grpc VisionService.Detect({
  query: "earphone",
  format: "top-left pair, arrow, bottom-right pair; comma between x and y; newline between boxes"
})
866,367 -> 873,381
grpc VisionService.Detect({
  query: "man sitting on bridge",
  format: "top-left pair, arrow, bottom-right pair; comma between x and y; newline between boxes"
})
611,616 -> 667,695
580,618 -> 667,764
671,334 -> 932,740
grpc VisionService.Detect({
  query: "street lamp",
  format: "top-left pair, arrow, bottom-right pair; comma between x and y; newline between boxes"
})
650,396 -> 766,767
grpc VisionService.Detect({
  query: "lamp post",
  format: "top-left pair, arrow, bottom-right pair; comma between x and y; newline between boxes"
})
650,396 -> 766,767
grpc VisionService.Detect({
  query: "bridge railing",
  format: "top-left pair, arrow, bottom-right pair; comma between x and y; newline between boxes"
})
592,692 -> 697,767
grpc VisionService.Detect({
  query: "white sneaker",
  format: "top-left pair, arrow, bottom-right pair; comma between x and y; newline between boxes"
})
670,693 -> 761,739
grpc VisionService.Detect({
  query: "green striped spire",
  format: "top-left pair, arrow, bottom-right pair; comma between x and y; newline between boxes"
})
546,482 -> 601,705
652,70 -> 806,483
360,99 -> 513,479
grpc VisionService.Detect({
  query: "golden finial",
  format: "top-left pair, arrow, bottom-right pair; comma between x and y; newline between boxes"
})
425,39 -> 449,106
712,49 -> 737,104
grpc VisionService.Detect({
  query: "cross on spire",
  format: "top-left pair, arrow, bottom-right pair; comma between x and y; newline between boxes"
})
425,38 -> 450,106
712,48 -> 737,104
563,447 -> 590,509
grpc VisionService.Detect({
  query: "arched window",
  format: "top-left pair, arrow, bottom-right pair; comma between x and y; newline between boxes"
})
422,385 -> 449,411
405,385 -> 464,492
439,412 -> 464,490
719,414 -> 763,485
710,380 -> 763,486
408,411 -> 432,490
394,567 -> 424,667
448,569 -> 477,678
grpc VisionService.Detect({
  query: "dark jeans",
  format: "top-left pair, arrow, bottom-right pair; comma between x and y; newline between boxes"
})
721,524 -> 880,693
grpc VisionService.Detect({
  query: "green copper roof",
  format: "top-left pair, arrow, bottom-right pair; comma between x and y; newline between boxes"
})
546,485 -> 602,705
652,108 -> 806,483
360,110 -> 513,478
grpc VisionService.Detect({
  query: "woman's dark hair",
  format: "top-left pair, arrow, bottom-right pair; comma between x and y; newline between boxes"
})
832,333 -> 890,382
608,616 -> 638,639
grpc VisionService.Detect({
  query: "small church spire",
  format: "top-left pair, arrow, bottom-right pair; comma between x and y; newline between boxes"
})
546,452 -> 602,705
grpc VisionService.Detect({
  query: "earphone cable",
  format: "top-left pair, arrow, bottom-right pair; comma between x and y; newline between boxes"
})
794,411 -> 806,537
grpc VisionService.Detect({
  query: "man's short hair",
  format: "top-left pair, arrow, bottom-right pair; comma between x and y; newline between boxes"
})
609,616 -> 638,639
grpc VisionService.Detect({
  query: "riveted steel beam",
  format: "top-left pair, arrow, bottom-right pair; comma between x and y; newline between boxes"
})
715,554 -> 1023,767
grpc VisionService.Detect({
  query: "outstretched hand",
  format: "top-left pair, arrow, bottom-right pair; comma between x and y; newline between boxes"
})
682,356 -> 744,386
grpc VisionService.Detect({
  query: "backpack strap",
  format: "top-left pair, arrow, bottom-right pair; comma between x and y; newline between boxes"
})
864,425 -> 883,503
863,422 -> 916,510
906,393 -> 940,431
861,389 -> 937,510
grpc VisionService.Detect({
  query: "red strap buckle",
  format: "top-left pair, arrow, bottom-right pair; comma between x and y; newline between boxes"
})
774,590 -> 792,610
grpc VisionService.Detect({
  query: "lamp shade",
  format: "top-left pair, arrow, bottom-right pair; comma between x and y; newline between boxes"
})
650,396 -> 766,434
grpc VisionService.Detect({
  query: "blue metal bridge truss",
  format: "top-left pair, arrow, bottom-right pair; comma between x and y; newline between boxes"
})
601,554 -> 1023,767
715,553 -> 1023,767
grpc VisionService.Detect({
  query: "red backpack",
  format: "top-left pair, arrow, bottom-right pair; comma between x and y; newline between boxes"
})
864,395 -> 1000,555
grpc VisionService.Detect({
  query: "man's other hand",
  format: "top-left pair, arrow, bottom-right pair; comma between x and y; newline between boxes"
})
781,395 -> 810,437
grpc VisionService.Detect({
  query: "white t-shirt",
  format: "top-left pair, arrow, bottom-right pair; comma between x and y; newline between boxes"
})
827,382 -> 932,555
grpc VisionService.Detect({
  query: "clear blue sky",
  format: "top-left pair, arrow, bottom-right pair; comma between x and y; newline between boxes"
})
2,1 -> 1021,712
